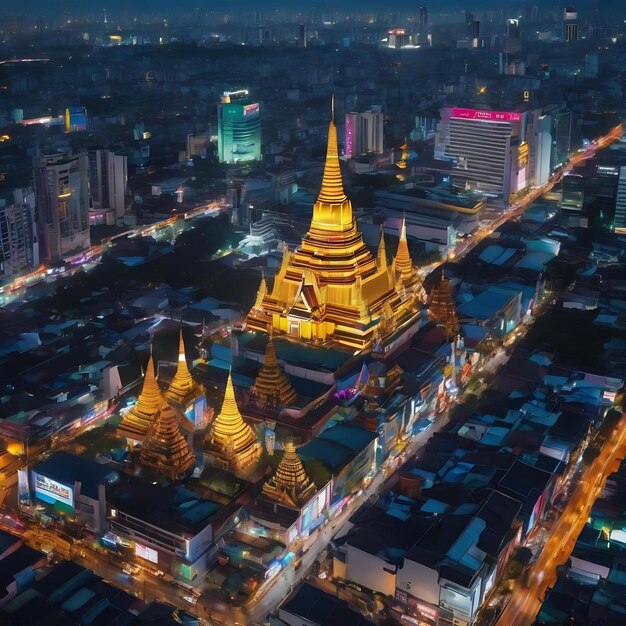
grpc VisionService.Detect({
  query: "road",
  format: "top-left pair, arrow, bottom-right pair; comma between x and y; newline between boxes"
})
494,415 -> 626,626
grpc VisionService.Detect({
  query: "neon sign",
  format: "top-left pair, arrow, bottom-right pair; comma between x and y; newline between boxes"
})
451,108 -> 522,123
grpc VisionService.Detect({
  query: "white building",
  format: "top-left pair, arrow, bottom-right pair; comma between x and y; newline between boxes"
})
345,107 -> 384,157
87,149 -> 128,224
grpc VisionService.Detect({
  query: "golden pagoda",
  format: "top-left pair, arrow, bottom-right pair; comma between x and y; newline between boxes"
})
246,100 -> 420,350
205,371 -> 261,473
118,353 -> 163,443
429,276 -> 460,339
165,328 -> 204,411
261,441 -> 316,508
393,218 -> 425,301
250,332 -> 297,408
139,402 -> 196,480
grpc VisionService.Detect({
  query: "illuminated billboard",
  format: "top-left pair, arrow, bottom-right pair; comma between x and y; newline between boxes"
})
135,542 -> 159,564
243,103 -> 260,117
17,469 -> 30,505
451,108 -> 522,123
33,472 -> 74,508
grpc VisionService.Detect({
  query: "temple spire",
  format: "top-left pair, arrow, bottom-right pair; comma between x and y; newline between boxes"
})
429,276 -> 460,340
118,350 -> 163,442
394,216 -> 415,282
250,332 -> 297,408
316,98 -> 348,206
165,328 -> 200,407
254,271 -> 267,310
377,227 -> 388,270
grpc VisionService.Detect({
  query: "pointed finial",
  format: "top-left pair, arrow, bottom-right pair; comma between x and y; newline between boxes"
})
400,214 -> 407,241
331,93 -> 335,121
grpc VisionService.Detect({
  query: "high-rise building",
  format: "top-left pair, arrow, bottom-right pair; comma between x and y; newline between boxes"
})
0,187 -> 38,285
505,19 -> 522,54
615,167 -> 626,233
525,110 -> 553,187
563,7 -> 579,43
418,6 -> 428,29
33,151 -> 90,264
523,4 -> 539,23
64,107 -> 88,132
246,102 -> 424,350
298,23 -> 307,48
387,29 -> 407,48
344,107 -> 384,158
87,149 -> 127,224
434,107 -> 528,206
217,95 -> 261,164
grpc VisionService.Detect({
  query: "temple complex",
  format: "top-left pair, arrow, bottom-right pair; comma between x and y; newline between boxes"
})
138,402 -> 196,480
249,332 -> 297,409
205,371 -> 261,473
246,100 -> 423,351
261,441 -> 316,508
118,353 -> 162,443
429,276 -> 460,339
165,329 -> 204,413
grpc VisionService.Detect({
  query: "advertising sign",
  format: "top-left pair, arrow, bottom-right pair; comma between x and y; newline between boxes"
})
17,469 -> 30,504
135,542 -> 159,564
34,472 -> 74,507
243,103 -> 260,117
451,108 -> 522,123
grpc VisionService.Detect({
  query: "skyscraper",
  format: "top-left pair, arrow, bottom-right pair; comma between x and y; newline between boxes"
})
505,19 -> 522,54
298,23 -> 308,48
33,151 -> 90,264
563,8 -> 579,43
344,108 -> 384,158
217,96 -> 261,164
87,149 -> 128,224
615,167 -> 626,233
0,187 -> 38,285
418,6 -> 428,29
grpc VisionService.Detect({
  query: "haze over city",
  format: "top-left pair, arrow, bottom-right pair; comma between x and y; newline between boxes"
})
0,2 -> 626,626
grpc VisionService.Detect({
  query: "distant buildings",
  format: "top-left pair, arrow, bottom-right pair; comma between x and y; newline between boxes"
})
563,7 -> 579,43
345,107 -> 384,157
87,149 -> 127,225
217,94 -> 261,164
0,188 -> 38,285
614,166 -> 626,233
64,106 -> 88,132
33,151 -> 90,264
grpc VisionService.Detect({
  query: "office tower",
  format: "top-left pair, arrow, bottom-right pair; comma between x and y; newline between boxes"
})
419,6 -> 428,29
0,188 -> 38,285
298,23 -> 307,48
387,29 -> 407,48
434,107 -> 526,206
526,110 -> 552,187
465,12 -> 479,39
87,149 -> 127,223
33,151 -> 90,264
550,109 -> 572,170
506,19 -> 522,54
523,4 -> 539,23
344,107 -> 384,158
563,8 -> 579,42
246,103 -> 423,350
217,96 -> 261,164
615,167 -> 626,232
64,107 -> 88,132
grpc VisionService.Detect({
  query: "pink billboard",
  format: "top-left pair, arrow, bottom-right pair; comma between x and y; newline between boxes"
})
451,108 -> 522,123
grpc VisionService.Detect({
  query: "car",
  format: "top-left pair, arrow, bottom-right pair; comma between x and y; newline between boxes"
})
182,595 -> 198,605
122,562 -> 140,575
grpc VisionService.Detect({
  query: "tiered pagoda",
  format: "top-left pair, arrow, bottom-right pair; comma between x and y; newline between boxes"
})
246,100 -> 423,351
249,332 -> 297,409
118,353 -> 162,443
165,329 -> 204,411
429,276 -> 460,339
392,218 -> 426,302
261,441 -> 316,508
139,402 -> 196,480
205,371 -> 261,473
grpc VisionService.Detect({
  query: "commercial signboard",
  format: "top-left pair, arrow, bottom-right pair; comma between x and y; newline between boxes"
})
451,108 -> 522,123
135,542 -> 159,564
33,472 -> 74,508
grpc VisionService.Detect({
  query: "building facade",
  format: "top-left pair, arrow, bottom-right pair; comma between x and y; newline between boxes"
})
345,108 -> 384,158
33,151 -> 90,264
87,149 -> 128,224
217,99 -> 261,164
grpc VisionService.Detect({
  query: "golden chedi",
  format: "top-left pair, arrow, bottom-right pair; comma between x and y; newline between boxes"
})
261,441 -> 316,508
205,371 -> 261,473
429,276 -> 460,340
392,218 -> 426,302
139,401 -> 196,480
118,352 -> 162,443
250,332 -> 297,408
165,328 -> 204,411
246,99 -> 421,351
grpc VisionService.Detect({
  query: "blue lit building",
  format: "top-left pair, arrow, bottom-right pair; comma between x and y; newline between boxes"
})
217,100 -> 261,164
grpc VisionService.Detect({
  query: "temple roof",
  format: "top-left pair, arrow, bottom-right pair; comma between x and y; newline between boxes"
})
250,333 -> 297,408
165,329 -> 202,406
139,402 -> 195,479
394,217 -> 416,283
207,371 -> 260,465
118,353 -> 162,442
262,441 -> 316,508
429,276 -> 460,339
